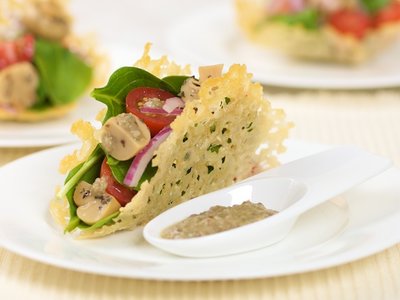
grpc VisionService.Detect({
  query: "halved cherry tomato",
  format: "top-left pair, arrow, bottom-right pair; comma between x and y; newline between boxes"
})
375,2 -> 400,26
0,35 -> 35,70
100,158 -> 136,207
126,87 -> 176,137
328,9 -> 371,39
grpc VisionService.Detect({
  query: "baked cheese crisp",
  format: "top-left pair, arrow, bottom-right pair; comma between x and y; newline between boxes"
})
51,44 -> 292,238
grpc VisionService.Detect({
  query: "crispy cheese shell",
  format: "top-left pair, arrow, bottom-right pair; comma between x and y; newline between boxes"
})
51,45 -> 292,238
236,0 -> 400,64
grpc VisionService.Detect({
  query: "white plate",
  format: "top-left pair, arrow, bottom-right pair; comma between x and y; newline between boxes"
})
0,97 -> 103,147
0,140 -> 399,281
166,3 -> 400,89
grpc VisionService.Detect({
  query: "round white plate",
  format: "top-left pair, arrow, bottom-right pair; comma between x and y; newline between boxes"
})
0,140 -> 399,280
0,97 -> 103,147
166,3 -> 400,89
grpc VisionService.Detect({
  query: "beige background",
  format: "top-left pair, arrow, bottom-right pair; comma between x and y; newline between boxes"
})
1,88 -> 400,299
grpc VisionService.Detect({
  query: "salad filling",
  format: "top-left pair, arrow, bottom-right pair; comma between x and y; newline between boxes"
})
52,45 -> 291,238
236,0 -> 400,63
57,66 -> 220,231
262,0 -> 400,39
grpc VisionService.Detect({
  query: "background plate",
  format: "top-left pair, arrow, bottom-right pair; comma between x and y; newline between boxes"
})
0,140 -> 399,280
0,97 -> 103,147
166,3 -> 400,89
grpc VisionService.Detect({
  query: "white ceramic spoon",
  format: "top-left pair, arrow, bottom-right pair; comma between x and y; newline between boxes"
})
143,146 -> 392,258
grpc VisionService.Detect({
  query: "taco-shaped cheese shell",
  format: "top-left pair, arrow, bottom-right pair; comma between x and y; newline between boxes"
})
51,45 -> 292,238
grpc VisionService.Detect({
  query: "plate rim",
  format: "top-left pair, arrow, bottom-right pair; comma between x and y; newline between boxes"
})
0,97 -> 102,148
165,3 -> 400,90
0,140 -> 400,281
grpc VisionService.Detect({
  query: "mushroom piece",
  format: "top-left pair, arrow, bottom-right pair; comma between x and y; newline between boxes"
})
198,64 -> 224,83
100,113 -> 151,161
77,194 -> 121,225
0,62 -> 39,109
73,181 -> 94,206
23,0 -> 71,41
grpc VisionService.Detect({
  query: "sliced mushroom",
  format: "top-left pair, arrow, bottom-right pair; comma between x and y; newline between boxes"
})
77,194 -> 121,225
23,0 -> 71,41
73,181 -> 94,206
0,62 -> 39,109
180,77 -> 200,102
100,113 -> 151,161
198,64 -> 224,83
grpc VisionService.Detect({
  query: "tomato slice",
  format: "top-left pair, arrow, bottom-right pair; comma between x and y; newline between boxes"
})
100,158 -> 136,207
126,87 -> 177,137
328,9 -> 371,39
0,34 -> 35,70
375,2 -> 400,26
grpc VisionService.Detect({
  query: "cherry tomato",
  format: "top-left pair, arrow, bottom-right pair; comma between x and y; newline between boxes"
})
375,2 -> 400,26
100,158 -> 136,207
0,35 -> 35,70
126,87 -> 176,137
328,9 -> 371,39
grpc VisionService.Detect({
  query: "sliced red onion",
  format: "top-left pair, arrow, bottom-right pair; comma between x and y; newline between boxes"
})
290,0 -> 304,12
123,126 -> 172,187
267,0 -> 304,13
140,106 -> 183,116
162,97 -> 185,113
140,107 -> 168,114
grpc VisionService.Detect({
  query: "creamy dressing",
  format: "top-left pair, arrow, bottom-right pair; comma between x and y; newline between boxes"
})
161,201 -> 277,239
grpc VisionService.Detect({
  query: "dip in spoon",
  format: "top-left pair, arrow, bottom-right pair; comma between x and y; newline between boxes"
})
143,146 -> 392,257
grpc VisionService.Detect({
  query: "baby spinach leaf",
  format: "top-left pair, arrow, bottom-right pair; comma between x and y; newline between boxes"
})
34,38 -> 92,106
106,155 -> 132,184
162,76 -> 190,95
267,9 -> 321,30
361,0 -> 390,13
134,163 -> 158,191
59,146 -> 104,233
107,154 -> 157,190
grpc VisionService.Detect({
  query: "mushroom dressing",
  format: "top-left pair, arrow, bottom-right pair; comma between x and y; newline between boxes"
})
161,201 -> 277,239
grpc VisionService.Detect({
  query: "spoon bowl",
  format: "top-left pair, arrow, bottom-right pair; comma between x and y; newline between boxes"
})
144,178 -> 306,257
143,146 -> 392,257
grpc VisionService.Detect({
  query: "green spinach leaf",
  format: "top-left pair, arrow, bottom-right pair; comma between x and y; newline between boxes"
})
58,146 -> 104,232
361,0 -> 390,13
34,38 -> 92,106
267,9 -> 320,30
134,163 -> 158,191
162,76 -> 190,95
106,155 -> 132,184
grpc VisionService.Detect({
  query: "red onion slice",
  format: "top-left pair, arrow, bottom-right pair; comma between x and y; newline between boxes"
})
123,126 -> 172,187
140,107 -> 168,114
267,0 -> 304,13
140,106 -> 183,116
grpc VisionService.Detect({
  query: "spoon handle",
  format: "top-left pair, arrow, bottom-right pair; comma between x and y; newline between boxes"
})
247,146 -> 392,208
